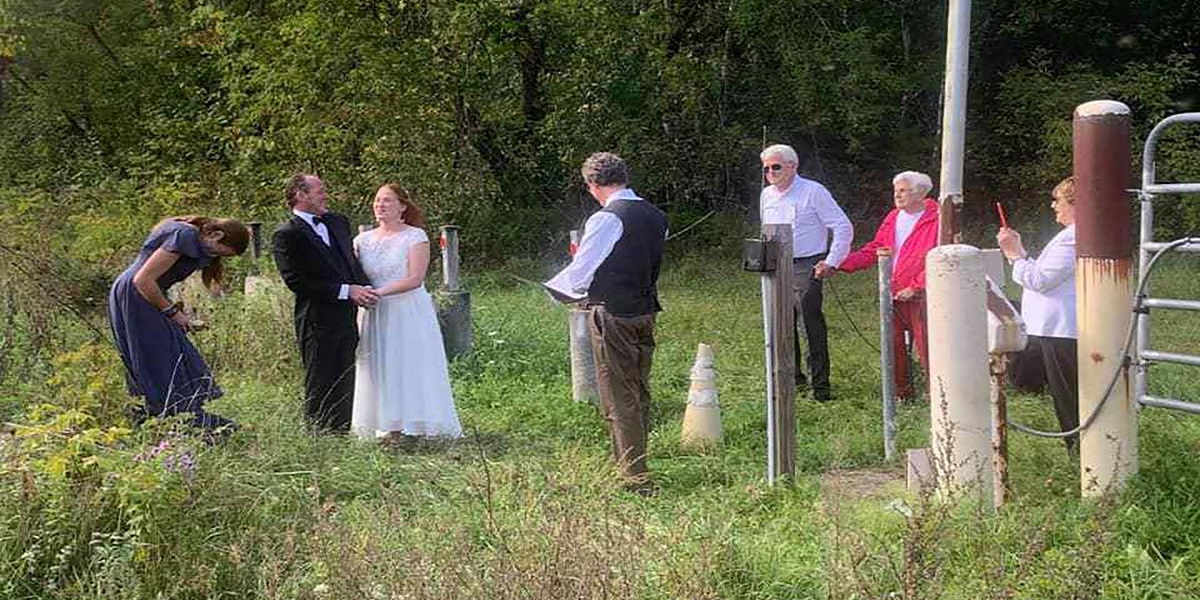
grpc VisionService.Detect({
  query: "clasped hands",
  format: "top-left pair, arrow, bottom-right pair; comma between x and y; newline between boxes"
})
349,284 -> 380,308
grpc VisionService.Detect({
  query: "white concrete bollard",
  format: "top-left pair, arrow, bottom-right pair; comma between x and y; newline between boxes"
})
926,245 -> 993,497
568,307 -> 598,404
681,343 -> 722,449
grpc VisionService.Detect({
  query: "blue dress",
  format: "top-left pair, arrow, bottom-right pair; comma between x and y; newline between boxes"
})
108,221 -> 225,421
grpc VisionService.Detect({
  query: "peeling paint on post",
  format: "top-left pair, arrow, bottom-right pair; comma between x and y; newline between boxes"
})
1073,100 -> 1136,497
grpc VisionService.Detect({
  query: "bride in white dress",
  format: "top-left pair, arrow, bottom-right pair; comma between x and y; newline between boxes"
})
351,184 -> 462,441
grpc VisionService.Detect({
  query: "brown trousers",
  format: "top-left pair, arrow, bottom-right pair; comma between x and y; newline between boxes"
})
588,306 -> 656,481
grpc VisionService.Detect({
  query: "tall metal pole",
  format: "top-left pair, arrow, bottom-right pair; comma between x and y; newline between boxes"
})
1073,100 -> 1136,497
877,248 -> 898,461
938,0 -> 971,244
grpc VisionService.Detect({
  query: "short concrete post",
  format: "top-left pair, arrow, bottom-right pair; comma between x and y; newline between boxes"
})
436,225 -> 473,359
564,230 -> 597,404
243,221 -> 269,295
568,308 -> 598,403
248,221 -> 264,262
1074,100 -> 1136,497
681,343 -> 722,449
877,248 -> 898,461
926,245 -> 992,497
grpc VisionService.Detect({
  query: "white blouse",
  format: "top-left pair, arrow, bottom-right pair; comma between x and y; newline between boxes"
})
1012,225 -> 1076,339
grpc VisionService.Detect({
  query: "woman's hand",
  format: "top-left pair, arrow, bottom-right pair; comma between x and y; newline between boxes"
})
996,227 -> 1026,261
169,309 -> 192,333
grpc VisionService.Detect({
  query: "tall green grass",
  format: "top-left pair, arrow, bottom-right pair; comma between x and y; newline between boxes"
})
2,245 -> 1199,598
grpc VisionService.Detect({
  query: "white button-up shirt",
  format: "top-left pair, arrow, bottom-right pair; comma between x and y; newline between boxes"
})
293,209 -> 331,246
759,176 -> 853,267
1012,225 -> 1076,338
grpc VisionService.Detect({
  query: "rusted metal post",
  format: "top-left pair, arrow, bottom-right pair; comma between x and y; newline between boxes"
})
1074,100 -> 1136,497
926,245 -> 992,497
763,223 -> 796,483
877,248 -> 898,461
989,353 -> 1010,509
937,0 -> 971,245
436,225 -> 473,359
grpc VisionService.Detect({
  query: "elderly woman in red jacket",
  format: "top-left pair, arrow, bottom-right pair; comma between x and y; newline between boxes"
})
834,171 -> 939,401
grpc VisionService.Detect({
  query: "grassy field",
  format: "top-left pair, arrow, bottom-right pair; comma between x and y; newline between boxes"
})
3,244 -> 1200,599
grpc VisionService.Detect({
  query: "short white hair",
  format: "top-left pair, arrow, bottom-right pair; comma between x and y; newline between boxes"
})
892,170 -> 933,195
761,144 -> 798,165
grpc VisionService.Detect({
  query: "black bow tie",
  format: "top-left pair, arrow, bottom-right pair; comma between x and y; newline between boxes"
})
312,214 -> 328,227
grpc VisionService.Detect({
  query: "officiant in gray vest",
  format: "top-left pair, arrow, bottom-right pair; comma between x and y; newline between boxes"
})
545,152 -> 668,496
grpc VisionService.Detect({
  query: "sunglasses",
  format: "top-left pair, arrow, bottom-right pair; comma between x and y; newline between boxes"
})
762,164 -> 786,174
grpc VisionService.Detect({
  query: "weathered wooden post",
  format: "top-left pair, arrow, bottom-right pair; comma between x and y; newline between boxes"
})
436,225 -> 473,359
566,230 -> 599,404
1073,100 -> 1136,497
762,224 -> 796,483
877,248 -> 898,461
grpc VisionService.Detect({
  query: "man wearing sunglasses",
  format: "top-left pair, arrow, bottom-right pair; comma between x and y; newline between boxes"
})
759,144 -> 853,402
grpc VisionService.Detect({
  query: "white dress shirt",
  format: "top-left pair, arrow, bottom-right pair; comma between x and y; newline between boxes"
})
759,176 -> 853,267
1012,225 -> 1076,338
544,188 -> 645,301
293,209 -> 331,246
293,209 -> 350,300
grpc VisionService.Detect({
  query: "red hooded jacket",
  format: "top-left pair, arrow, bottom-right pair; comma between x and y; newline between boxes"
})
838,198 -> 939,292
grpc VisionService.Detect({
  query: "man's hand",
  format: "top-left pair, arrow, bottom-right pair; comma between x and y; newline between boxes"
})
813,261 -> 837,279
996,227 -> 1026,261
349,285 -> 379,307
895,287 -> 922,302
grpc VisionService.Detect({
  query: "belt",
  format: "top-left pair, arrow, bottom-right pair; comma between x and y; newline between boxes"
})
793,253 -> 827,262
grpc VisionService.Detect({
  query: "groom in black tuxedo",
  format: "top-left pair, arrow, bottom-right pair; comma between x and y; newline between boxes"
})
272,174 -> 378,432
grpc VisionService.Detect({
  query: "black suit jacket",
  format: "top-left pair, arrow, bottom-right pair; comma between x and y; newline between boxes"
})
272,212 -> 369,335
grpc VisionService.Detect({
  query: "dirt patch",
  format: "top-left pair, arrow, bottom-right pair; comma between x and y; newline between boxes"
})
820,464 -> 906,501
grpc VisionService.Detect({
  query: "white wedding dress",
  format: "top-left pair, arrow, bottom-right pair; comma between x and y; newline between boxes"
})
351,227 -> 462,439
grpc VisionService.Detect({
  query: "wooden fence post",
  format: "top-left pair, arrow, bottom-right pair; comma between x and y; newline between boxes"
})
762,223 -> 796,482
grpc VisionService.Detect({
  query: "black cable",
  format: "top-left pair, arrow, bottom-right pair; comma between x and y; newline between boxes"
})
823,275 -> 880,353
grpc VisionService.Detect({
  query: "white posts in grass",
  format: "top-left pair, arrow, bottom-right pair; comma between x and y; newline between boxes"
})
926,244 -> 992,496
681,343 -> 722,449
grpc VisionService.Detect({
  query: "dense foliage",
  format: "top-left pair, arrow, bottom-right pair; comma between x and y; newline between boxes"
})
2,0 -> 1199,258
